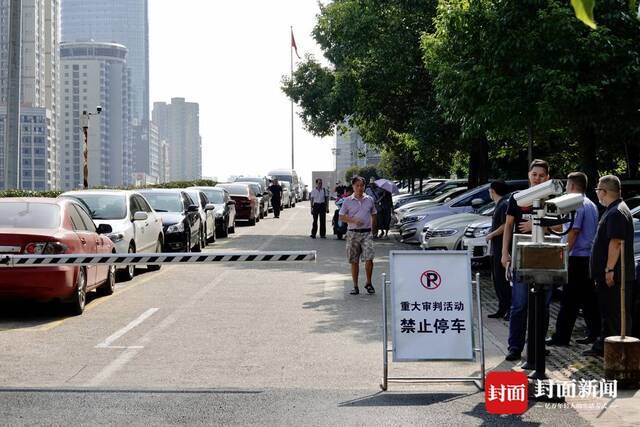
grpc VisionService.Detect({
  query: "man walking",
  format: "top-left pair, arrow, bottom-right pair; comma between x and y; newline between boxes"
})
584,175 -> 636,357
501,159 -> 552,361
485,180 -> 510,320
268,179 -> 283,218
339,176 -> 377,295
309,179 -> 329,238
546,172 -> 600,347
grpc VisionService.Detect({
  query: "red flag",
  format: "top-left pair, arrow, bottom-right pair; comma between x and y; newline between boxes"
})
291,28 -> 301,59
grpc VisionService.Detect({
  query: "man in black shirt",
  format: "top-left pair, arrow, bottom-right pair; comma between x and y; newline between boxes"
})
584,175 -> 636,357
268,179 -> 283,218
501,159 -> 552,362
485,180 -> 510,319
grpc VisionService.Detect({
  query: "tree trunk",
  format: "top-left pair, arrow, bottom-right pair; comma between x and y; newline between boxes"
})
580,127 -> 599,190
468,135 -> 489,189
624,142 -> 639,179
419,178 -> 423,193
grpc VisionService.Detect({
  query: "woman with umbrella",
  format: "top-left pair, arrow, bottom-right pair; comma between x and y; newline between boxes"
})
374,179 -> 399,239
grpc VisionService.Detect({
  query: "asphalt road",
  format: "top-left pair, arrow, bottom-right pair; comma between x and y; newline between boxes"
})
0,202 -> 591,426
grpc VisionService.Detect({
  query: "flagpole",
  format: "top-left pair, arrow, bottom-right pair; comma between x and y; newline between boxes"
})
290,26 -> 295,171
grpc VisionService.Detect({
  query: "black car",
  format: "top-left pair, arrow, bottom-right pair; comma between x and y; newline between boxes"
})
394,179 -> 469,209
138,189 -> 202,252
189,186 -> 236,238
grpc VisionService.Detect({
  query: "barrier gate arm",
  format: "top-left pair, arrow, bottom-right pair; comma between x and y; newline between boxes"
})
0,250 -> 317,267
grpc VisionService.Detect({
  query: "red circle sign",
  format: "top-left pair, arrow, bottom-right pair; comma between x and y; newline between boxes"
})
420,270 -> 441,290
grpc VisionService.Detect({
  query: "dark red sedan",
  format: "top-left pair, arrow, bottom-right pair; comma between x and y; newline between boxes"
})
216,183 -> 259,226
0,198 -> 116,315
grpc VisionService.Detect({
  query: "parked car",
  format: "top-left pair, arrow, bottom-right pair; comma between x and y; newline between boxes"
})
60,190 -> 164,281
399,180 -> 528,244
236,182 -> 269,219
0,197 -> 116,314
281,181 -> 295,209
395,186 -> 469,225
138,189 -> 202,252
421,203 -> 495,250
233,176 -> 272,213
462,218 -> 493,262
393,179 -> 468,209
185,189 -> 216,246
217,183 -> 259,226
188,186 -> 236,237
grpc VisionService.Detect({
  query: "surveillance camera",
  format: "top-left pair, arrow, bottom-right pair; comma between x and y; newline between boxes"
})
514,179 -> 564,207
96,106 -> 103,113
545,193 -> 584,216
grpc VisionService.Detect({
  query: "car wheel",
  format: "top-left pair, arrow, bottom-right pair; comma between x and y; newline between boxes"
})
148,238 -> 162,271
185,230 -> 192,253
207,224 -> 216,243
68,267 -> 87,315
117,244 -> 136,282
228,221 -> 235,234
248,215 -> 256,226
97,264 -> 116,296
200,226 -> 206,248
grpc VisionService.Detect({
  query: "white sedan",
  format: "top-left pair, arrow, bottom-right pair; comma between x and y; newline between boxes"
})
60,190 -> 164,281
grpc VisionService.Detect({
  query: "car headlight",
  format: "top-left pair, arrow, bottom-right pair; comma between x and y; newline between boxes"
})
166,223 -> 184,233
473,227 -> 491,238
106,232 -> 124,243
431,229 -> 458,238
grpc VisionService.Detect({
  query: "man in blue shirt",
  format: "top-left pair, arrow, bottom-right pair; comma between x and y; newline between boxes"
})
546,172 -> 600,347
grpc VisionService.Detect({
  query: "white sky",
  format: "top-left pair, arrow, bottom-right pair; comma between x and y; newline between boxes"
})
149,0 -> 334,184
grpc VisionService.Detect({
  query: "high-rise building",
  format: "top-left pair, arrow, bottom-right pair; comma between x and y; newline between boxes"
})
152,98 -> 202,181
0,0 -> 60,190
58,41 -> 133,189
147,121 -> 169,184
334,124 -> 380,183
61,0 -> 150,173
61,0 -> 148,124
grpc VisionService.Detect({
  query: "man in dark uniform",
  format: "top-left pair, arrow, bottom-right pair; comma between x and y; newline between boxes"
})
268,179 -> 283,218
584,175 -> 636,357
485,180 -> 510,320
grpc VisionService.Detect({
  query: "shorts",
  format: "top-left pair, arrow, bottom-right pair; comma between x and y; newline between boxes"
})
346,231 -> 375,263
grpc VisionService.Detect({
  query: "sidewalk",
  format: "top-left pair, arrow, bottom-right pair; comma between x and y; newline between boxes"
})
477,270 -> 640,426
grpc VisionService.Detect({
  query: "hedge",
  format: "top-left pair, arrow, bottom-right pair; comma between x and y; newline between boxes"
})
0,179 -> 218,198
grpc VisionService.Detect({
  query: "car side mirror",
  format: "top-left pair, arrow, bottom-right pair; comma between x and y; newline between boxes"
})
226,200 -> 236,206
205,203 -> 215,211
187,205 -> 199,213
97,224 -> 112,234
133,211 -> 148,221
471,198 -> 484,208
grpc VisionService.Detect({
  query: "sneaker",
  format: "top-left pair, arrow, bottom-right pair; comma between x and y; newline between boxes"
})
575,336 -> 597,345
545,337 -> 569,347
582,348 -> 603,357
310,235 -> 316,239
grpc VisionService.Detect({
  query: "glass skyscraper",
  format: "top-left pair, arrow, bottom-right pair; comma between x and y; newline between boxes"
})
61,0 -> 149,125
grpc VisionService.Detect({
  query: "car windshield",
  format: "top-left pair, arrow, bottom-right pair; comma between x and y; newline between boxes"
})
141,193 -> 183,212
202,190 -> 224,204
272,175 -> 292,184
0,202 -> 60,228
218,184 -> 249,196
67,193 -> 126,220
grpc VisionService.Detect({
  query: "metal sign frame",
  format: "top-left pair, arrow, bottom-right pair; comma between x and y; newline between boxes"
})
381,250 -> 485,391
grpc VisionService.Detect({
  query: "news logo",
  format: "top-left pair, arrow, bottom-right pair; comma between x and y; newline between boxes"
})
485,372 -> 528,415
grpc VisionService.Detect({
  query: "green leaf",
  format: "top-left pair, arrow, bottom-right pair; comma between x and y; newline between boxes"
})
631,0 -> 639,17
571,0 -> 597,29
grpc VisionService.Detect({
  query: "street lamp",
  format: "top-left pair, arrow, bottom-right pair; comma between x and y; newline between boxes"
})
80,106 -> 102,189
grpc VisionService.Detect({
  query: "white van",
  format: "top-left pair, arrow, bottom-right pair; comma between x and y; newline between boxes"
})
267,169 -> 300,202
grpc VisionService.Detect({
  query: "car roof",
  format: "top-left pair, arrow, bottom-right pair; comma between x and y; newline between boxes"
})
63,189 -> 130,195
137,188 -> 184,194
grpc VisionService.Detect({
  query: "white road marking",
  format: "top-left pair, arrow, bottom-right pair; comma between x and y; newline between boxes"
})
86,273 -> 229,387
95,308 -> 159,349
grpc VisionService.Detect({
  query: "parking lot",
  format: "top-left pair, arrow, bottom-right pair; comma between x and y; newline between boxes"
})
0,200 -> 613,425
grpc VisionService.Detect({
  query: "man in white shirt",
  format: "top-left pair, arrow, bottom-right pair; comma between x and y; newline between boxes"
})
309,179 -> 329,238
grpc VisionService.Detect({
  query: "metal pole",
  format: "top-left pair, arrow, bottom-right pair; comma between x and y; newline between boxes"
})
621,242 -> 626,339
290,26 -> 295,171
5,0 -> 22,190
474,272 -> 486,390
81,111 -> 89,189
381,272 -> 389,391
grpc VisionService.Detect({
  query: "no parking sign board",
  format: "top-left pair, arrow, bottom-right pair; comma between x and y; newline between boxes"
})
390,251 -> 474,361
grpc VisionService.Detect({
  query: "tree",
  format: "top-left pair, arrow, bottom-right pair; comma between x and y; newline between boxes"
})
282,0 -> 460,182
